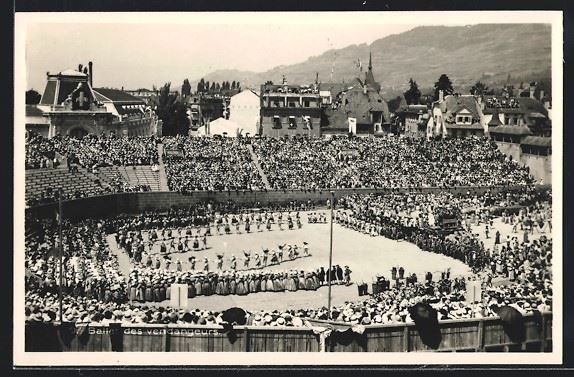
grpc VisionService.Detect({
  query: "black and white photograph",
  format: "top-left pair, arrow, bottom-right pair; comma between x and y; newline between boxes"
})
13,10 -> 563,365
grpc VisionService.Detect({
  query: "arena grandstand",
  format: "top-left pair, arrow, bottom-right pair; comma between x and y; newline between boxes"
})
23,133 -> 553,352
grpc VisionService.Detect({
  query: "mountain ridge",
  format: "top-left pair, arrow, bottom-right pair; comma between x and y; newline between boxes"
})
187,24 -> 551,97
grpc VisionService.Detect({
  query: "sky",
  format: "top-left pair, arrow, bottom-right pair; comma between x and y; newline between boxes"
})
25,19 -> 415,91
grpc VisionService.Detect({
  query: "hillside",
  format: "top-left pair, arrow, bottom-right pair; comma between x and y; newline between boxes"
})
194,24 -> 551,96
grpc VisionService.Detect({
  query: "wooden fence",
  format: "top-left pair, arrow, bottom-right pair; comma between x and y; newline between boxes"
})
25,312 -> 551,352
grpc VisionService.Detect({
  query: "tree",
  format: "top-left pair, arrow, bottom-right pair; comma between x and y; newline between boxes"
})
216,82 -> 221,91
470,81 -> 489,96
182,79 -> 191,97
205,81 -> 210,93
231,81 -> 236,90
433,74 -> 454,100
265,80 -> 273,85
154,82 -> 190,136
403,78 -> 421,105
236,81 -> 241,90
26,89 -> 42,105
210,82 -> 216,92
197,78 -> 205,93
387,96 -> 404,113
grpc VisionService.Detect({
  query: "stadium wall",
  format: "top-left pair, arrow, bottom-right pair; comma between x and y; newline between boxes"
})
494,141 -> 552,184
24,185 -> 550,220
522,154 -> 552,185
24,312 -> 552,352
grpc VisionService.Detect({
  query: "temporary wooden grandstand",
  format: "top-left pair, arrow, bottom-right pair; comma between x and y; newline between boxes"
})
25,168 -> 107,201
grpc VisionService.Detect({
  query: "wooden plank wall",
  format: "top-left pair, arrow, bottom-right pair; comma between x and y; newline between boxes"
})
24,313 -> 552,352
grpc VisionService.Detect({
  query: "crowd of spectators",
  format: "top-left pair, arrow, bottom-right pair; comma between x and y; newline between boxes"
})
252,136 -> 534,190
26,134 -> 159,169
25,131 -> 58,169
27,135 -> 539,206
485,96 -> 521,109
337,189 -> 552,280
52,135 -> 159,168
25,269 -> 550,326
163,136 -> 265,192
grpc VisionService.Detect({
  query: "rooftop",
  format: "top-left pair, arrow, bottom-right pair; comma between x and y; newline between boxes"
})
94,88 -> 146,104
521,136 -> 551,148
489,125 -> 533,136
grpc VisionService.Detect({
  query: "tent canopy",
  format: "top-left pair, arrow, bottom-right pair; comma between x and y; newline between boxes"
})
198,118 -> 243,137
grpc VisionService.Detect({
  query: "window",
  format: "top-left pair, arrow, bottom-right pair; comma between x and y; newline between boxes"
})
304,101 -> 310,107
273,100 -> 281,108
289,102 -> 296,108
273,116 -> 282,129
288,117 -> 297,129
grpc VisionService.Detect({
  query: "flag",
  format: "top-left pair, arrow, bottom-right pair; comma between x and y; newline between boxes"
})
303,116 -> 312,130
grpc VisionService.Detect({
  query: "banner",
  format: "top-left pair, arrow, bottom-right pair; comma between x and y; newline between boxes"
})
465,280 -> 483,304
348,117 -> 357,134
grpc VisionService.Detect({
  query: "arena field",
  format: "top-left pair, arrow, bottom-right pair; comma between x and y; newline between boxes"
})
109,211 -> 476,312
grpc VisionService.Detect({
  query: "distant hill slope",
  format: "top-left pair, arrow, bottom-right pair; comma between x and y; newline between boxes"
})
194,24 -> 551,96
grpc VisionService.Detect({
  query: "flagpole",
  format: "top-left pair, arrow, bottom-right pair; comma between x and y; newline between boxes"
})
327,191 -> 334,320
58,188 -> 64,323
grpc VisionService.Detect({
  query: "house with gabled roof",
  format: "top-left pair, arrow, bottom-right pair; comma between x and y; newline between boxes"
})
429,91 -> 486,138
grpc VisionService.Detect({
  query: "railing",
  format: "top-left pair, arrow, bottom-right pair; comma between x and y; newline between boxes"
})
25,312 -> 551,352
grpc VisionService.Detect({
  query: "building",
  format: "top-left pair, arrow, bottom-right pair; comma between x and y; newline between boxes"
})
185,94 -> 226,131
321,55 -> 390,137
93,88 -> 160,137
25,105 -> 51,138
482,95 -> 551,137
323,84 -> 390,137
228,89 -> 260,137
397,104 -> 429,139
259,77 -> 322,137
482,94 -> 552,184
27,62 -> 161,138
363,52 -> 381,93
124,88 -> 160,100
430,92 -> 486,138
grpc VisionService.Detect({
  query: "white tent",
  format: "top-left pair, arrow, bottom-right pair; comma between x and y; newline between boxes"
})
197,118 -> 243,137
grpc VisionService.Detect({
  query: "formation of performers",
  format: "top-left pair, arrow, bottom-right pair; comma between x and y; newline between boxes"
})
113,210 -> 306,262
134,242 -> 311,272
126,264 -> 352,302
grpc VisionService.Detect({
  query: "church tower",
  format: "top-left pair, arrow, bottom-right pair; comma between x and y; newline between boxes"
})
364,52 -> 380,93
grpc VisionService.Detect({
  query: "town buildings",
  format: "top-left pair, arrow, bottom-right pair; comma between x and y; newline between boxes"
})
321,54 -> 391,137
429,92 -> 486,138
228,89 -> 260,136
259,77 -> 322,137
26,62 -> 161,138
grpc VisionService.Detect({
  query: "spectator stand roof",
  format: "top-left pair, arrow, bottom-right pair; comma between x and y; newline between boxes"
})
520,136 -> 551,148
488,125 -> 533,136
